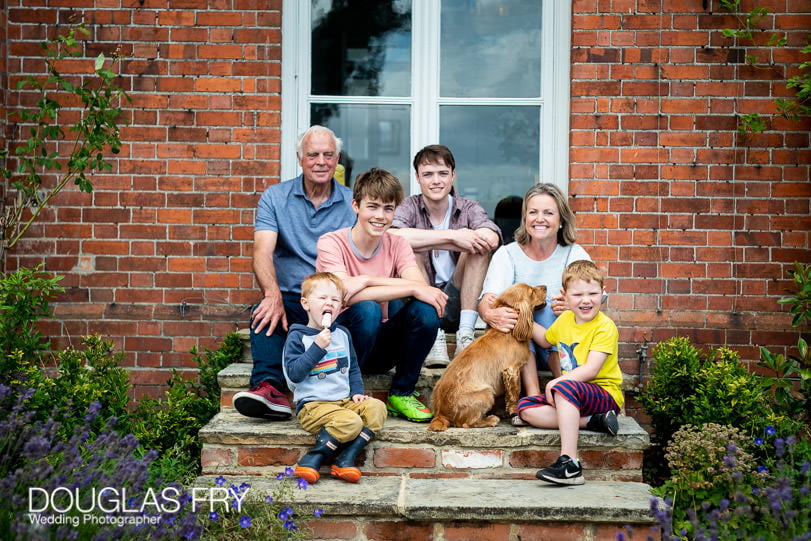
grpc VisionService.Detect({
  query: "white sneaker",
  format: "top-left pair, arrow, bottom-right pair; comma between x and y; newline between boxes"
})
455,329 -> 475,354
424,329 -> 451,368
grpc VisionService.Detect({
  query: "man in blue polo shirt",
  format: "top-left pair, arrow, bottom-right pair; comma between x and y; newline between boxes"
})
234,125 -> 356,420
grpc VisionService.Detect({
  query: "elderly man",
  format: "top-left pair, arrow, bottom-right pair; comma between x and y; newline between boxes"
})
234,125 -> 356,420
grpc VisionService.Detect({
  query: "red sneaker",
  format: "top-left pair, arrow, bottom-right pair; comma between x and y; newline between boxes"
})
233,381 -> 292,419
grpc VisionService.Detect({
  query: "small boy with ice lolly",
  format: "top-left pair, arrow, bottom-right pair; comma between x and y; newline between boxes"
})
282,272 -> 387,483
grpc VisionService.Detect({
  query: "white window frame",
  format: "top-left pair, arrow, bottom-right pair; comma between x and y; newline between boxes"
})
280,0 -> 572,194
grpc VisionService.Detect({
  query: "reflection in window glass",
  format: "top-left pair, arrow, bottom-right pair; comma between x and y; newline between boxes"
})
311,104 -> 411,188
440,106 -> 540,217
440,0 -> 542,98
311,0 -> 412,97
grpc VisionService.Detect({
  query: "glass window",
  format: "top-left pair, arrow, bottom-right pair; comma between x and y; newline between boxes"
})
312,104 -> 411,187
440,105 -> 540,216
440,1 -> 542,98
282,1 -> 571,212
311,0 -> 412,97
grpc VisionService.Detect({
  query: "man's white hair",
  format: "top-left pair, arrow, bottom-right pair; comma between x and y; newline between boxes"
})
295,125 -> 343,156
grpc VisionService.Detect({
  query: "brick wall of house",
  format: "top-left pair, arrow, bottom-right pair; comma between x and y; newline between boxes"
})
568,0 -> 810,401
2,1 -> 809,404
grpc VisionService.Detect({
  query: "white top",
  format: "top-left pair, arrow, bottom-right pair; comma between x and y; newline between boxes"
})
481,241 -> 591,299
430,195 -> 455,285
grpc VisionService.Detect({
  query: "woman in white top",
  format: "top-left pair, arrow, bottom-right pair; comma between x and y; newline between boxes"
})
478,184 -> 592,399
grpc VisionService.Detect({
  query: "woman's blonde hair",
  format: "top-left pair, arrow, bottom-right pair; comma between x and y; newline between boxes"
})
513,183 -> 577,247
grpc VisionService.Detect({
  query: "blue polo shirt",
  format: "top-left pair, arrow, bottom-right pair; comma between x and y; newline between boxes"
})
255,175 -> 356,294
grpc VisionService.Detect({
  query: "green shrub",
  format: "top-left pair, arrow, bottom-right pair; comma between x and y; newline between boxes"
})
642,338 -> 779,447
132,333 -> 243,481
0,266 -> 64,383
760,262 -> 811,426
30,335 -> 132,437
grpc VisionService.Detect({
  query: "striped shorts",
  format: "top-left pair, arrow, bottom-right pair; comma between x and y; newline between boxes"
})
516,379 -> 619,417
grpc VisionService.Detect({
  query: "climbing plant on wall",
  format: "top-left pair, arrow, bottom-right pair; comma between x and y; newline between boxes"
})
719,0 -> 810,138
0,21 -> 129,261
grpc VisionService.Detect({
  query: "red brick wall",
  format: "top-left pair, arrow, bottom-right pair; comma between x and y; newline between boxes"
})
569,0 -> 811,378
4,1 -> 283,398
2,1 -> 809,402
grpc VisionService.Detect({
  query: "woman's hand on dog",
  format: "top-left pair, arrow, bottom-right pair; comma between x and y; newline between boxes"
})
478,293 -> 519,333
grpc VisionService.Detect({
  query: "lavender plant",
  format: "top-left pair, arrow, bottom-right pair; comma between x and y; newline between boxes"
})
651,423 -> 756,535
623,427 -> 811,541
0,388 -> 204,540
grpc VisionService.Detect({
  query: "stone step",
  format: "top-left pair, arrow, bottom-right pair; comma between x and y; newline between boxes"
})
199,411 -> 648,482
217,362 -> 637,417
192,474 -> 658,540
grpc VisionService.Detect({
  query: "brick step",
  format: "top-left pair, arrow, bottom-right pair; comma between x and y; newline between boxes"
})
192,474 -> 658,540
199,412 -> 648,482
218,362 -> 638,416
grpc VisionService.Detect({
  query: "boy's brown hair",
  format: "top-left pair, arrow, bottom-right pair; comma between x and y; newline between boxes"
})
561,260 -> 604,290
300,272 -> 345,302
352,167 -> 404,206
413,144 -> 455,172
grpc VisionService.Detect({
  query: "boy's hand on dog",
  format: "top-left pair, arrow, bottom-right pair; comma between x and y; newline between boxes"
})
550,289 -> 568,315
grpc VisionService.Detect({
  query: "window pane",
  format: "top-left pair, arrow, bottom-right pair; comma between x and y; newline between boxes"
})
440,0 -> 542,98
311,0 -> 412,97
440,105 -> 540,218
311,104 -> 411,188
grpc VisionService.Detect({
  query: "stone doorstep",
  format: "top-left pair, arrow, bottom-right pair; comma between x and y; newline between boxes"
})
192,474 -> 659,527
199,413 -> 648,481
218,362 -> 639,414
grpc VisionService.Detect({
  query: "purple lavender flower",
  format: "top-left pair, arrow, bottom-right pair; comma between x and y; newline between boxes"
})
215,475 -> 225,486
285,466 -> 294,477
775,438 -> 786,458
765,426 -> 776,435
297,477 -> 309,490
209,511 -> 219,522
755,437 -> 764,446
284,520 -> 298,530
314,508 -> 323,517
239,515 -> 252,528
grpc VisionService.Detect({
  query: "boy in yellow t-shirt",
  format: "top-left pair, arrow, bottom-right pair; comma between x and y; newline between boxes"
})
515,260 -> 623,486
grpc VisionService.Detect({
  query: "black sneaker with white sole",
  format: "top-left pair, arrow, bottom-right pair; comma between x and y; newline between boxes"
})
585,410 -> 619,436
536,455 -> 584,486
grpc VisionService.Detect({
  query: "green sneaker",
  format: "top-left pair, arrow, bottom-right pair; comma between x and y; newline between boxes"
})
387,392 -> 433,422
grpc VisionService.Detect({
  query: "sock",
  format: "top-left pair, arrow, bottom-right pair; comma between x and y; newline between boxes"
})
459,309 -> 478,332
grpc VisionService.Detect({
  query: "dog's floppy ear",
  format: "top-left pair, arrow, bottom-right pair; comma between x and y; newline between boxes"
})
511,286 -> 536,342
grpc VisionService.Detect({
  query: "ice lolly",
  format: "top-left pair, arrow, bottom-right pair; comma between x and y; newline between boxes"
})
321,313 -> 332,328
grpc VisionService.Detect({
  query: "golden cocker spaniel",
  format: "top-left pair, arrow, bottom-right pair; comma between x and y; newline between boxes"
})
428,283 -> 547,432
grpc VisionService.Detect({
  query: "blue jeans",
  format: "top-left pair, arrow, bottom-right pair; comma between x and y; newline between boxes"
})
530,302 -> 559,370
337,299 -> 439,396
248,292 -> 308,389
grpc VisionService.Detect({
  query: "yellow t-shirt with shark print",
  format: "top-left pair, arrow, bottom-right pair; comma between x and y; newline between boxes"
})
545,310 -> 624,409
